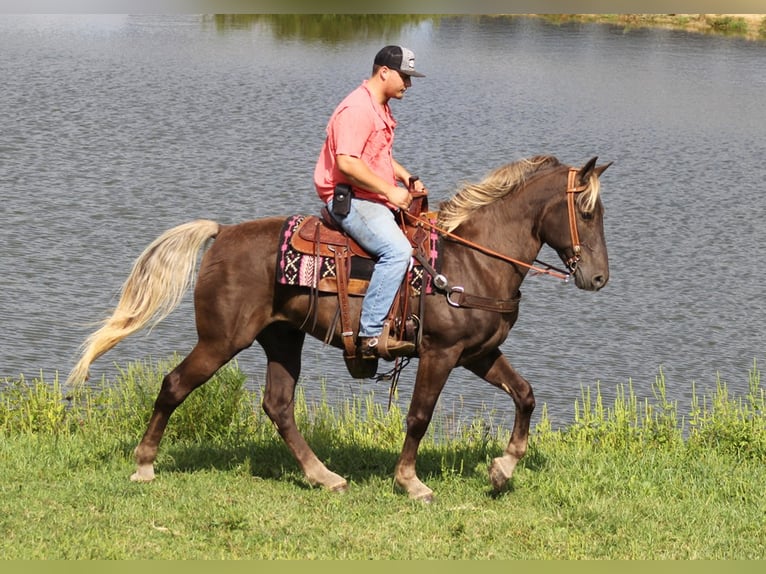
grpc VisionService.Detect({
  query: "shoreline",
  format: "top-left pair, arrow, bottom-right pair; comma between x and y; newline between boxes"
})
535,14 -> 766,40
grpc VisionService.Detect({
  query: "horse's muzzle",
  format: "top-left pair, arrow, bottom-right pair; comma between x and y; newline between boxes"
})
574,267 -> 609,291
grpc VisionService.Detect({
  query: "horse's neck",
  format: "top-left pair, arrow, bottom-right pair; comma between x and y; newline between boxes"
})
439,200 -> 543,292
471,189 -> 544,254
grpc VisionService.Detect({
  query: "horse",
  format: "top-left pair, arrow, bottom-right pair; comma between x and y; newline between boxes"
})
66,154 -> 611,502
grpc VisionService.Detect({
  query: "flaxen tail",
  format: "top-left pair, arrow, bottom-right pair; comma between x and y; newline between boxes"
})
66,219 -> 220,388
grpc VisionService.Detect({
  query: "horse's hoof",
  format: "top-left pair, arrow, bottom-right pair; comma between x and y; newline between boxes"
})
489,467 -> 507,491
417,492 -> 434,504
130,464 -> 156,483
130,473 -> 154,483
489,459 -> 510,492
408,487 -> 434,504
329,481 -> 349,493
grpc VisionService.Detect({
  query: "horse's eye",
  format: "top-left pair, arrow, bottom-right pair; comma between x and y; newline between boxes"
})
580,210 -> 594,221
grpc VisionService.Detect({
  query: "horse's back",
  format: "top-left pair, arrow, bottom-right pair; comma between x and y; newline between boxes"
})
197,216 -> 289,290
208,216 -> 286,255
217,215 -> 288,242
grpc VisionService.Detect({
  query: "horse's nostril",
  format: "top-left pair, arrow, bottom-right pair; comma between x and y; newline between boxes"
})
592,275 -> 607,289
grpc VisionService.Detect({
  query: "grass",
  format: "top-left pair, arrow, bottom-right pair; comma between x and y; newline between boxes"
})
1,357 -> 764,559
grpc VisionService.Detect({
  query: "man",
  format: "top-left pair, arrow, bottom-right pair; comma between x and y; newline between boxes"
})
314,45 -> 427,360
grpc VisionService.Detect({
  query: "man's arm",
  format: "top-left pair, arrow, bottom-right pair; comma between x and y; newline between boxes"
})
336,154 -> 411,210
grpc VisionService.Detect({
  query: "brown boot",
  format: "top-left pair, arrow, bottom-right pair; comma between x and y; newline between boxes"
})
359,335 -> 415,360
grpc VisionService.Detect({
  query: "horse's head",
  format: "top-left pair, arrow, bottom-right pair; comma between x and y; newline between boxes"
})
540,157 -> 611,291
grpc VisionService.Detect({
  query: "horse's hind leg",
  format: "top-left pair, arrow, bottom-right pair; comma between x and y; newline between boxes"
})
465,348 -> 535,492
259,323 -> 348,492
132,342 -> 235,482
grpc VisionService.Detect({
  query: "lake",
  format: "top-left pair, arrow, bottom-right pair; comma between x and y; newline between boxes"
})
2,14 -> 765,429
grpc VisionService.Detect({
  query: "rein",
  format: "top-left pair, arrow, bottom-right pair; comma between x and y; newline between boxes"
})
405,211 -> 571,282
404,167 -> 589,282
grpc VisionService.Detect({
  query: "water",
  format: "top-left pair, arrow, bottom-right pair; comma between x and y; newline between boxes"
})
2,14 -> 765,429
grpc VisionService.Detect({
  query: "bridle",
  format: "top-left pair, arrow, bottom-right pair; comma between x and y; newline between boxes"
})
564,167 -> 590,274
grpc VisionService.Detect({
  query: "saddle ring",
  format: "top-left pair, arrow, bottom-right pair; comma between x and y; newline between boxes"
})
446,286 -> 465,308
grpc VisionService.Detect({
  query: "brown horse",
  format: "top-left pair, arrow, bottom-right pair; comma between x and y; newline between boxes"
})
67,155 -> 611,502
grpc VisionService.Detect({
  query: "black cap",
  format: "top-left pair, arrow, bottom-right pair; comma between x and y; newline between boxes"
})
374,45 -> 425,77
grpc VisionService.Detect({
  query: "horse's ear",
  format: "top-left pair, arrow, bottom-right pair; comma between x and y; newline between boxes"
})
577,156 -> 599,186
595,161 -> 613,178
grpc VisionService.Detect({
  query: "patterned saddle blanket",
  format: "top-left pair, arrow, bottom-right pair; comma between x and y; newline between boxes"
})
275,214 -> 441,296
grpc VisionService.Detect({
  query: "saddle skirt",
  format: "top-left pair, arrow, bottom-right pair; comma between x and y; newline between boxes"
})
275,213 -> 441,296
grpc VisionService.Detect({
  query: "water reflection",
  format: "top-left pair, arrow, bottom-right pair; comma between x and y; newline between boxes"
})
209,14 -> 435,42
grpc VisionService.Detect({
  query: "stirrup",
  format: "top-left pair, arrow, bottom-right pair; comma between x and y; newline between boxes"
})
359,326 -> 415,361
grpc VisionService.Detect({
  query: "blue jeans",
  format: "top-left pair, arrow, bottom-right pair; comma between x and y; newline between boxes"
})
328,198 -> 412,338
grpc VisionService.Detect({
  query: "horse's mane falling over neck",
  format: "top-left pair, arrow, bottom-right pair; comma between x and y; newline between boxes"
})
436,155 -> 601,233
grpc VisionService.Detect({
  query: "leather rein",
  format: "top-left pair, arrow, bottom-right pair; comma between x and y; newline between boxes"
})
403,167 -> 590,312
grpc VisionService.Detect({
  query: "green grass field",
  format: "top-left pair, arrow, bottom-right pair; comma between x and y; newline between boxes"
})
1,357 -> 764,559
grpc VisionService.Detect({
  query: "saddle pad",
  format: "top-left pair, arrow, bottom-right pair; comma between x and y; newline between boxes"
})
275,214 -> 441,295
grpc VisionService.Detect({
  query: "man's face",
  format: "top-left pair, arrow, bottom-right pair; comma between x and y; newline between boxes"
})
383,68 -> 412,100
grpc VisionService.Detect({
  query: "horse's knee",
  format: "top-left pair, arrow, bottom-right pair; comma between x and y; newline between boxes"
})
405,410 -> 432,441
510,378 -> 535,415
520,388 -> 535,414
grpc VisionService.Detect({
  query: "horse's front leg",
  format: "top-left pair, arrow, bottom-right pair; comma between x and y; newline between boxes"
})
394,351 -> 456,502
465,348 -> 535,492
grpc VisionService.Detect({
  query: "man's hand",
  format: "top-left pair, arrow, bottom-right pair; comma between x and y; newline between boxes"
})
385,185 -> 412,210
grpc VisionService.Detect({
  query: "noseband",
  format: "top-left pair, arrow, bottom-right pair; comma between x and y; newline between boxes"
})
565,167 -> 590,273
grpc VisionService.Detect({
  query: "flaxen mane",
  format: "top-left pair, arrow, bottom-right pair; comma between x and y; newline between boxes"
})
437,155 -> 601,232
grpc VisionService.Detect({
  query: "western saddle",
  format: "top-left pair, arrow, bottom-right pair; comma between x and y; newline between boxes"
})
287,193 -> 432,378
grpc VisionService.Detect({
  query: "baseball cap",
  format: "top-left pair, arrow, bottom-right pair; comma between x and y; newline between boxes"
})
374,45 -> 425,77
